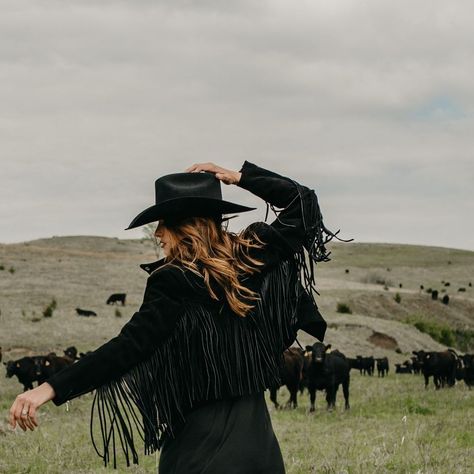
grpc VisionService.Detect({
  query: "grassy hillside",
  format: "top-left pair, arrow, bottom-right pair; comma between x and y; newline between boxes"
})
1,236 -> 473,473
1,237 -> 473,359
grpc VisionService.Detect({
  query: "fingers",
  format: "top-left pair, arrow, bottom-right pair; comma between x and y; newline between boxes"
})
29,405 -> 39,428
9,394 -> 39,432
185,162 -> 217,173
185,163 -> 238,185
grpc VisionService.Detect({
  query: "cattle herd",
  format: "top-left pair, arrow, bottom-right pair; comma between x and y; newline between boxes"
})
3,342 -> 473,411
270,343 -> 474,412
2,346 -> 92,391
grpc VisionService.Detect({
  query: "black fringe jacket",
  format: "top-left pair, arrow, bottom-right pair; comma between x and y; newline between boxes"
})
45,161 -> 347,468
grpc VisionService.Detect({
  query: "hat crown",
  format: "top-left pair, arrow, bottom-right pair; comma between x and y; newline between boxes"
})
155,172 -> 222,204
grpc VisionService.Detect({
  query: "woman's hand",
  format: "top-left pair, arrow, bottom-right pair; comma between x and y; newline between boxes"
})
185,162 -> 241,185
9,382 -> 56,431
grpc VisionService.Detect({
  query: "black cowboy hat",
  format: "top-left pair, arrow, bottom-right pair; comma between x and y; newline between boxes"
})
125,171 -> 255,230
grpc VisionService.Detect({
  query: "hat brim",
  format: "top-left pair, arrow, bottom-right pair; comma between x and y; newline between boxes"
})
125,197 -> 256,230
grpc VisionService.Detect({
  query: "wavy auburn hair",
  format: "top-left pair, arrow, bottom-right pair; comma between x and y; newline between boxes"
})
159,216 -> 266,317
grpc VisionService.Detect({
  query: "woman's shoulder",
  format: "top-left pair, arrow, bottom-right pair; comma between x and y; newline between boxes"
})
144,260 -> 204,302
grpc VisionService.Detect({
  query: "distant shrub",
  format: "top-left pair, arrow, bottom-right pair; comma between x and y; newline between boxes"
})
0,264 -> 4,270
336,303 -> 352,314
394,293 -> 402,304
406,316 -> 473,351
31,317 -> 42,323
21,309 -> 26,317
115,308 -> 122,318
43,299 -> 57,318
9,266 -> 15,274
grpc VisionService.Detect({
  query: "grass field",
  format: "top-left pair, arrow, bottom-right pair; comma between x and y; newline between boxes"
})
1,236 -> 473,473
1,372 -> 473,473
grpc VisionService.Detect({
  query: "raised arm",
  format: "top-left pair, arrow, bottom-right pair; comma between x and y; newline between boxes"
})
186,160 -> 347,260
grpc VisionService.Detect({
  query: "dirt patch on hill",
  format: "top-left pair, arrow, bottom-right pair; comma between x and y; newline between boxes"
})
368,331 -> 399,350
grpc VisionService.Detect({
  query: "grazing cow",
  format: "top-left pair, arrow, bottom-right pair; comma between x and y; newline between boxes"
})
35,354 -> 74,380
4,357 -> 39,391
412,350 -> 458,389
76,307 -> 97,317
455,365 -> 474,389
306,343 -> 350,412
347,357 -> 362,373
441,295 -> 450,305
376,357 -> 389,377
355,355 -> 375,376
63,346 -> 79,361
444,282 -> 450,287
106,293 -> 126,306
269,348 -> 304,409
458,287 -> 466,292
431,290 -> 438,300
395,363 -> 412,374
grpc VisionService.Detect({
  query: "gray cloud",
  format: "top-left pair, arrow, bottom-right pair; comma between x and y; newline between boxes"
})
1,0 -> 472,250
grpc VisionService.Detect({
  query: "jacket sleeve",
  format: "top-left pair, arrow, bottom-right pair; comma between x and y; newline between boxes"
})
237,160 -> 338,261
237,160 -> 339,342
45,274 -> 180,406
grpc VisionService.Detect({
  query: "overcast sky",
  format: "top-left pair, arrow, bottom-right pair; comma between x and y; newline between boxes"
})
1,0 -> 473,251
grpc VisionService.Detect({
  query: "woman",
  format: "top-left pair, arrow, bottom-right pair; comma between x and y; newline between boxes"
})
9,161 -> 346,473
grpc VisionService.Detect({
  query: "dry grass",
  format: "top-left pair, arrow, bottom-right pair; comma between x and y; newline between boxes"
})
1,236 -> 473,472
1,371 -> 473,473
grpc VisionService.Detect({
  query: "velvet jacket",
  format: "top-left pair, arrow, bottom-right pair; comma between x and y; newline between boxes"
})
45,161 -> 342,468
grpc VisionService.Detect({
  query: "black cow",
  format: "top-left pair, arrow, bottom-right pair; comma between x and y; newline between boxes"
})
376,357 -> 389,377
461,354 -> 474,368
299,346 -> 313,394
455,366 -> 474,389
412,350 -> 458,389
355,355 -> 375,376
395,363 -> 412,374
306,343 -> 350,412
347,357 -> 362,373
106,293 -> 126,306
4,357 -> 39,391
63,346 -> 79,361
410,356 -> 422,374
35,354 -> 74,380
76,308 -> 97,317
270,348 -> 304,409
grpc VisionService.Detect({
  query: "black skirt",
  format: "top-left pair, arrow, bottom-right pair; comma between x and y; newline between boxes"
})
158,392 -> 285,474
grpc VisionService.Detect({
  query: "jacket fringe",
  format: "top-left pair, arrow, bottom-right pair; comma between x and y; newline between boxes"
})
89,180 -> 350,468
90,258 -> 301,468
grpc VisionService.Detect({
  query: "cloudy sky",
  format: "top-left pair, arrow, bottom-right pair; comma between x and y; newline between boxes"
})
1,0 -> 473,250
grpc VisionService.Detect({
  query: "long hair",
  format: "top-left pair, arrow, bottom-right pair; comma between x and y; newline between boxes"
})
160,216 -> 265,317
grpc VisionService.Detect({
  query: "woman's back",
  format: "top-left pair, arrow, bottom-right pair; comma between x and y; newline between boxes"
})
40,161 -> 345,471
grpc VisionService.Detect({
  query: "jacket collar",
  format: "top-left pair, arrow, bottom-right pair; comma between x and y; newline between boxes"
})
139,258 -> 168,275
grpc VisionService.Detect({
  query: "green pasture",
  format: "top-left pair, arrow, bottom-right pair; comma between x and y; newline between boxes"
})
1,372 -> 472,473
